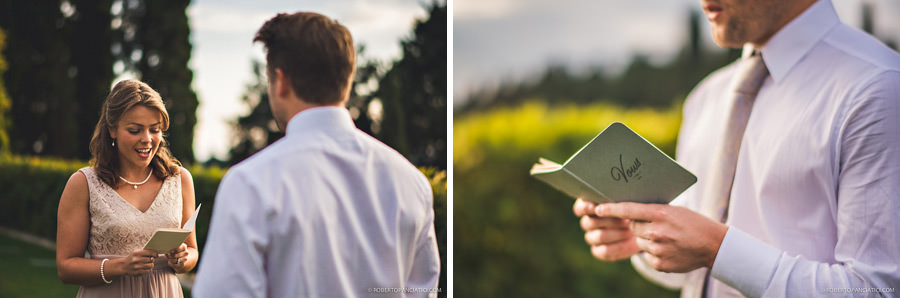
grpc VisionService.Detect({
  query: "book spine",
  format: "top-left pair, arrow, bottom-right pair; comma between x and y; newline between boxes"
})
562,167 -> 612,203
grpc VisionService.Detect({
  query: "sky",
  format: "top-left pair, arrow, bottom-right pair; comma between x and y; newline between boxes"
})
453,0 -> 900,106
187,0 -> 430,162
186,0 -> 900,162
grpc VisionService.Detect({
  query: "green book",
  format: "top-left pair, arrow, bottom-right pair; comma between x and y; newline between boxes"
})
529,122 -> 696,204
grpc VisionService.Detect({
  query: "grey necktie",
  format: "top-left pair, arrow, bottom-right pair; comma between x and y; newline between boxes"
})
681,51 -> 769,298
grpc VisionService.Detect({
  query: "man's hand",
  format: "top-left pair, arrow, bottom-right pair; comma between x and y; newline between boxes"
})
573,199 -> 641,261
594,202 -> 729,273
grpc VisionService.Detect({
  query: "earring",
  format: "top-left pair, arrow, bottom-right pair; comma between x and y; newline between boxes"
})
111,139 -> 116,147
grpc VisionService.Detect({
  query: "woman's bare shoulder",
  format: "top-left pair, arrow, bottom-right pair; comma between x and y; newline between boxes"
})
60,170 -> 90,203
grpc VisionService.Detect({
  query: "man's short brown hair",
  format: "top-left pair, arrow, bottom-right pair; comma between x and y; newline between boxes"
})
254,12 -> 356,105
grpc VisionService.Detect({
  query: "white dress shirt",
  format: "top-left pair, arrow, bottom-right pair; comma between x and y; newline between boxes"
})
632,1 -> 900,297
193,107 -> 441,298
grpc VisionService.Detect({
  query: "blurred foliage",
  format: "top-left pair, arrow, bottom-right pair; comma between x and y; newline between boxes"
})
367,2 -> 447,168
69,0 -> 116,161
231,2 -> 447,169
420,167 -> 448,296
227,60 -> 282,165
458,7 -> 898,113
117,0 -> 199,163
0,27 -> 9,154
0,154 -> 446,295
0,154 -> 90,239
0,0 -> 197,162
0,0 -> 78,158
0,154 -> 222,244
458,11 -> 740,112
453,101 -> 682,298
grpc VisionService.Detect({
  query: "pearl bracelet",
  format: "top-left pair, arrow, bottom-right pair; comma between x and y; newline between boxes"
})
100,258 -> 112,284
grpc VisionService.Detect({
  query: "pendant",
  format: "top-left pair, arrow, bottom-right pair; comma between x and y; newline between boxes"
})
133,185 -> 138,190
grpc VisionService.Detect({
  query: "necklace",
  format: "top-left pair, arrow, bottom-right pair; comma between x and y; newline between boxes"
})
119,169 -> 153,190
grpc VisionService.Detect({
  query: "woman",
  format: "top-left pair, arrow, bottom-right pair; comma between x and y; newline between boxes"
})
56,80 -> 198,297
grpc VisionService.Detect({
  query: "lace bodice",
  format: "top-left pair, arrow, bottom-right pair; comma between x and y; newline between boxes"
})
79,167 -> 182,257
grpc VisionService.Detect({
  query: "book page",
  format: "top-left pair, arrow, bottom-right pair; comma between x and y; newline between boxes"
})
143,204 -> 201,253
144,229 -> 191,254
530,157 -> 563,174
182,203 -> 201,231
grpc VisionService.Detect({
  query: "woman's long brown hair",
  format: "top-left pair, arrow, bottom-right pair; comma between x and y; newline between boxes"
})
88,80 -> 181,188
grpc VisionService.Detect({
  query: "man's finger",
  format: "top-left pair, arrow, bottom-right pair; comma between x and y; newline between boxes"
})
580,215 -> 629,231
590,240 -> 639,261
584,229 -> 632,246
640,251 -> 666,272
573,199 -> 597,217
594,202 -> 660,222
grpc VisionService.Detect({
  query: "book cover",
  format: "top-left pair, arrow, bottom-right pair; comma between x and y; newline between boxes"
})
143,204 -> 202,254
529,122 -> 696,204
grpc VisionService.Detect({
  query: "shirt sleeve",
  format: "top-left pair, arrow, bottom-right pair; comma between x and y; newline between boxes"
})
630,253 -> 688,290
193,169 -> 270,298
406,175 -> 442,298
711,71 -> 900,297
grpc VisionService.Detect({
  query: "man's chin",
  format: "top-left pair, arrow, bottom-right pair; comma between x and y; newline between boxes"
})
710,31 -> 743,49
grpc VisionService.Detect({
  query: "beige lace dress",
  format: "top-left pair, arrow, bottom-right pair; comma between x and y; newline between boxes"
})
76,167 -> 184,298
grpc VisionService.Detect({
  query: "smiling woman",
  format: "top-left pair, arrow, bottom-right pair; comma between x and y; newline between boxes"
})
55,80 -> 199,298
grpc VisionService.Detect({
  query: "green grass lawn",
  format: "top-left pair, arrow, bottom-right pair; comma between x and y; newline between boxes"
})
0,234 -> 78,297
0,234 -> 192,297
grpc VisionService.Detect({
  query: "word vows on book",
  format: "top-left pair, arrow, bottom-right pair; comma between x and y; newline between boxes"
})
529,122 -> 696,204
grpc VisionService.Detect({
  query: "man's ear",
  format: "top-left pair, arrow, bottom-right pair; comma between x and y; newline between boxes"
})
273,68 -> 291,99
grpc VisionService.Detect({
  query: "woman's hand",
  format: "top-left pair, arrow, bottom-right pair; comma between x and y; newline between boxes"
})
116,249 -> 158,276
166,243 -> 190,272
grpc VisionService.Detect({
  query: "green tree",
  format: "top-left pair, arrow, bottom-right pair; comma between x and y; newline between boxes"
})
232,2 -> 448,170
0,0 -> 78,158
457,8 -> 740,114
0,27 -> 10,154
229,47 -> 382,165
228,60 -> 282,165
70,0 -> 115,159
368,2 -> 447,168
118,0 -> 198,163
0,0 -> 198,162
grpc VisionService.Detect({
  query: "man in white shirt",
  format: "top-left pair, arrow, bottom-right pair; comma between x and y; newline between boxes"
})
574,0 -> 900,297
193,12 -> 441,298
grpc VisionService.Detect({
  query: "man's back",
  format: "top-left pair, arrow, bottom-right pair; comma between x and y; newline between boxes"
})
195,107 -> 440,298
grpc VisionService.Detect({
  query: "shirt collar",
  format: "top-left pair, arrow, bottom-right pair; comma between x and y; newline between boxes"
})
746,0 -> 840,83
285,106 -> 357,136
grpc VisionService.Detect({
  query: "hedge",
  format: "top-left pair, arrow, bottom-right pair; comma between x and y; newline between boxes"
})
0,154 -> 447,294
454,101 -> 683,298
0,155 -> 227,245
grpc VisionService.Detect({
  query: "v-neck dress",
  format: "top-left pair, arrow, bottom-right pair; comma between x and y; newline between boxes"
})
76,166 -> 184,298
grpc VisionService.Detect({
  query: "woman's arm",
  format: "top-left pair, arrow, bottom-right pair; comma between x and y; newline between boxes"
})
166,167 -> 199,273
56,171 -> 156,285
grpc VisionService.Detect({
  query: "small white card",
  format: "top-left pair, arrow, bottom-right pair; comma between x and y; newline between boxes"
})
143,204 -> 201,254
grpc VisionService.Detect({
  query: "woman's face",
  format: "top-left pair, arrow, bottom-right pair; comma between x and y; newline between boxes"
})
109,105 -> 163,170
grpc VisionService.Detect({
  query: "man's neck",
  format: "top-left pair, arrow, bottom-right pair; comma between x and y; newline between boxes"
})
751,0 -> 818,48
285,100 -> 343,120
